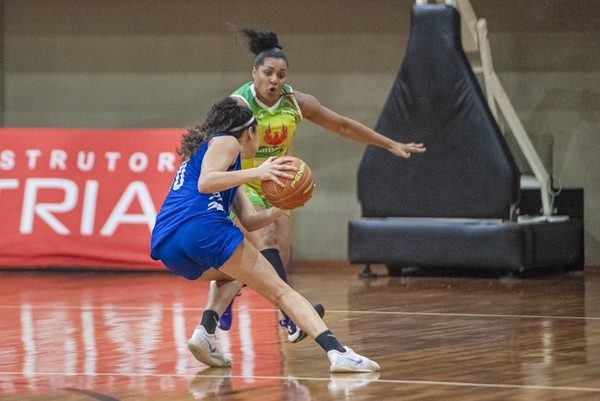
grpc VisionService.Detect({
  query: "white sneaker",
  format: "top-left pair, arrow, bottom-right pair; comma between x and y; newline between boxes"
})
327,346 -> 380,373
187,325 -> 231,367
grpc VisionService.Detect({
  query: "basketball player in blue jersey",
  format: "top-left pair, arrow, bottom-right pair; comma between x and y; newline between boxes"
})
216,27 -> 427,340
150,97 -> 380,372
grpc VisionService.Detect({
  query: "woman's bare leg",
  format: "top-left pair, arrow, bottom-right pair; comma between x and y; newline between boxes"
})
274,213 -> 292,268
199,270 -> 244,317
225,213 -> 302,339
240,208 -> 291,268
219,239 -> 327,339
189,240 -> 380,372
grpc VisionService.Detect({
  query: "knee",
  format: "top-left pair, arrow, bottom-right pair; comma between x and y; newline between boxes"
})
254,224 -> 280,250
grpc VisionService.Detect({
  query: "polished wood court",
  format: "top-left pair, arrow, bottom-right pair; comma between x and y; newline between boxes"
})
1,264 -> 599,400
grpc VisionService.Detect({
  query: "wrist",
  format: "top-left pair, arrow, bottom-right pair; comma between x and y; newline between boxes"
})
248,167 -> 262,182
384,139 -> 397,151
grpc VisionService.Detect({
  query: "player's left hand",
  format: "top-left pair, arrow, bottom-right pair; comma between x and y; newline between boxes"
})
388,142 -> 426,158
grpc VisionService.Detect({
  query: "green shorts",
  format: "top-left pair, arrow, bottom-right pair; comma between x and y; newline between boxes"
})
245,185 -> 272,208
229,185 -> 290,219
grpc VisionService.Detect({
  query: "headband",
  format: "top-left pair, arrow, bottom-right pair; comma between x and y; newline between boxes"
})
229,115 -> 256,133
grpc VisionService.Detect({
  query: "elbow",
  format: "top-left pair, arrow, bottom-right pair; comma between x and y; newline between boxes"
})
197,179 -> 213,194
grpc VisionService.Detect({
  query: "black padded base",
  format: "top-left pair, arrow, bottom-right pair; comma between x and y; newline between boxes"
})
521,219 -> 584,269
348,218 -> 583,272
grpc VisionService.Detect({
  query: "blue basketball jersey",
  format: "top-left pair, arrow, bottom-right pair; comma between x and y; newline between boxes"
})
150,134 -> 241,270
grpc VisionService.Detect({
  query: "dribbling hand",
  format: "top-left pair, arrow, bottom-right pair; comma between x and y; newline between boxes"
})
255,156 -> 297,187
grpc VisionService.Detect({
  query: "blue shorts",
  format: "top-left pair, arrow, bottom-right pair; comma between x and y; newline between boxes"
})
152,215 -> 244,280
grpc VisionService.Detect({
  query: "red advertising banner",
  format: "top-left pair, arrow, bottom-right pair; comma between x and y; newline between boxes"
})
0,128 -> 183,270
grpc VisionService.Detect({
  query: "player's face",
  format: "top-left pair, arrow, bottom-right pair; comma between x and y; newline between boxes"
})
252,57 -> 288,107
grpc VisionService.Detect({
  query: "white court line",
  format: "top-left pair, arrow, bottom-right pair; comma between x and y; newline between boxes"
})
1,371 -> 600,393
349,310 -> 600,321
1,304 -> 599,322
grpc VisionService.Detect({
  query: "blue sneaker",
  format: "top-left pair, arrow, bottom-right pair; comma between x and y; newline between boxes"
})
218,300 -> 234,331
279,303 -> 325,343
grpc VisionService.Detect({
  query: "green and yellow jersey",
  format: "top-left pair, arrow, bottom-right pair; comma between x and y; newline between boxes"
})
231,82 -> 303,202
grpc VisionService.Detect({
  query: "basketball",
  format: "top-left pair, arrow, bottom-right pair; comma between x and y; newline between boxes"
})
261,157 -> 315,210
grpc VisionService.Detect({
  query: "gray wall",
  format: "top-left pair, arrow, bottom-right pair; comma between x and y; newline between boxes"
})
2,0 -> 599,266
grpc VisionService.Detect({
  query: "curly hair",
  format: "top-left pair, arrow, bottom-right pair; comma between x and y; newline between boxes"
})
178,97 -> 255,161
234,26 -> 288,68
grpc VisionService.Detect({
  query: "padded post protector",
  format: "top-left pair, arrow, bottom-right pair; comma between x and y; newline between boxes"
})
357,5 -> 520,219
348,218 -> 526,269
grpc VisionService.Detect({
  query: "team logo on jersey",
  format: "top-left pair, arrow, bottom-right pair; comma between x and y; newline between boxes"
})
264,124 -> 288,145
256,146 -> 282,159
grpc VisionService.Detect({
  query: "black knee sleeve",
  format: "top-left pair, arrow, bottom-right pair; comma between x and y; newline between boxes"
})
261,248 -> 287,283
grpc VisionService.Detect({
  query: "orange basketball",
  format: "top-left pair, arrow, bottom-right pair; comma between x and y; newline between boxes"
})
261,157 -> 315,210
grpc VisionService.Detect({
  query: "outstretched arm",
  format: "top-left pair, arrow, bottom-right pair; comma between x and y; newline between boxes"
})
295,90 -> 426,158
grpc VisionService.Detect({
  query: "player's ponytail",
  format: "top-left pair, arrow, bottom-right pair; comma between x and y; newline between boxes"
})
235,26 -> 288,68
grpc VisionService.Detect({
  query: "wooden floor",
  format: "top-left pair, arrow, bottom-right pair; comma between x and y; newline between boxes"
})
1,264 -> 599,400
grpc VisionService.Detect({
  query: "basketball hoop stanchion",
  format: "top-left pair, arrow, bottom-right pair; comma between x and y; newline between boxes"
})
415,0 -> 561,220
475,19 -> 557,220
350,0 -> 583,279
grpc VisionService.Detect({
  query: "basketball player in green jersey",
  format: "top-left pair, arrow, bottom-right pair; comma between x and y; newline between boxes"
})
214,28 -> 426,342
